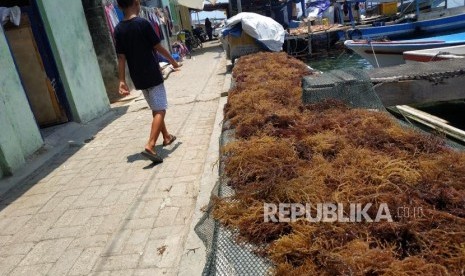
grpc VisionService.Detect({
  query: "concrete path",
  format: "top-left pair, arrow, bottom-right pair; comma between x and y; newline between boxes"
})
0,41 -> 227,276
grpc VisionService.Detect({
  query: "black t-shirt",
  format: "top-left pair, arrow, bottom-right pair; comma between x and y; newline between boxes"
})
114,17 -> 163,90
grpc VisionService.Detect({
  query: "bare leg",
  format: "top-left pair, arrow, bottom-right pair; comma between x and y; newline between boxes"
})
158,112 -> 169,140
145,110 -> 166,154
154,111 -> 174,145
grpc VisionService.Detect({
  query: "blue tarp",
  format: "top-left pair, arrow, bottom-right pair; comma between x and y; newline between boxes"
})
306,0 -> 331,15
222,24 -> 242,37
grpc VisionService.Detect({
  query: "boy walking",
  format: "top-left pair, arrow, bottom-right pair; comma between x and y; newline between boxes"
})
115,0 -> 179,163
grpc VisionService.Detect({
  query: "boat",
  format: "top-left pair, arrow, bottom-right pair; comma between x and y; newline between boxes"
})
346,5 -> 465,40
344,31 -> 465,67
403,44 -> 465,63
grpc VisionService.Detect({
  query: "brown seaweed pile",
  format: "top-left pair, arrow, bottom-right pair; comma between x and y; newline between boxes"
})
215,52 -> 465,275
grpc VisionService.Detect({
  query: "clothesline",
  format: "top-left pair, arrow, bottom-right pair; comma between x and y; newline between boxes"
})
140,6 -> 174,37
103,2 -> 173,39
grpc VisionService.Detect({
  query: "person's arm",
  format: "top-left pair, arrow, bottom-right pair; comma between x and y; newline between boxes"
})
154,43 -> 181,69
117,54 -> 130,96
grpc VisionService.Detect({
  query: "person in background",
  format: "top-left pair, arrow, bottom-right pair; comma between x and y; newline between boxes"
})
205,17 -> 213,41
115,0 -> 180,163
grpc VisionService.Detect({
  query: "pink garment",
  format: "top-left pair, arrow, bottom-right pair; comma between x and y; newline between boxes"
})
148,12 -> 163,39
104,4 -> 120,35
105,5 -> 115,35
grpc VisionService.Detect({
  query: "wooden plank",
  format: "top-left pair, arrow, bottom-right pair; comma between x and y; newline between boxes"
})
373,74 -> 465,106
394,105 -> 465,143
45,78 -> 67,124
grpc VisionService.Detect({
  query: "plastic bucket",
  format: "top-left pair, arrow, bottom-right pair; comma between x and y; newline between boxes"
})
177,32 -> 186,42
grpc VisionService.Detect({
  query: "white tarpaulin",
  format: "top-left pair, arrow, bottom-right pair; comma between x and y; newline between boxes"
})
224,12 -> 285,52
176,0 -> 205,10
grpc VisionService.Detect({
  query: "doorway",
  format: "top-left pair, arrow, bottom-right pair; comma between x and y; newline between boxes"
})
3,1 -> 70,127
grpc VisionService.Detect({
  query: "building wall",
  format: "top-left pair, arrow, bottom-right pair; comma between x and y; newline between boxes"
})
178,5 -> 192,30
36,0 -> 110,123
0,26 -> 44,177
82,0 -> 121,103
167,1 -> 180,28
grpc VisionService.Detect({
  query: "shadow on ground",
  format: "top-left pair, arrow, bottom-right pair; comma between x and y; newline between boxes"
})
189,40 -> 223,58
126,141 -> 182,169
0,105 -> 129,213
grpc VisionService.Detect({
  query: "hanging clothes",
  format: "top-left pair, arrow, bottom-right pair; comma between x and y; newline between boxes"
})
104,1 -> 168,44
155,11 -> 165,40
104,5 -> 114,34
146,11 -> 158,38
0,6 -> 21,26
104,2 -> 120,35
114,5 -> 124,21
164,6 -> 173,36
143,7 -> 164,40
156,8 -> 166,25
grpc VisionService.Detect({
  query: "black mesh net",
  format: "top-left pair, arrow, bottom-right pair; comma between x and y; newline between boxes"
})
302,67 -> 387,111
195,128 -> 273,276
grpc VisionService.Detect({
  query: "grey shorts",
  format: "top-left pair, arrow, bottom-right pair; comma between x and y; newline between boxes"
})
142,83 -> 168,111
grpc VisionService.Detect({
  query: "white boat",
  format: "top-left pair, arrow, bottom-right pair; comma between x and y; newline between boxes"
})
344,31 -> 465,67
403,44 -> 465,63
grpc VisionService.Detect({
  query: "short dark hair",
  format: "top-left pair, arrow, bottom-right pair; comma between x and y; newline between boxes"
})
117,0 -> 135,9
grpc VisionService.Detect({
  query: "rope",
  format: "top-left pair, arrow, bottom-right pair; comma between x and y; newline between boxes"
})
370,41 -> 380,68
431,51 -> 446,62
429,51 -> 465,61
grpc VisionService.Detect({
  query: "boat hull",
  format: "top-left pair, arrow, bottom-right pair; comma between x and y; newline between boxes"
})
403,44 -> 465,63
347,6 -> 465,40
345,31 -> 465,67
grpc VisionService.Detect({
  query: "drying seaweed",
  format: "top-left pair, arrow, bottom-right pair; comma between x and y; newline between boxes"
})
224,52 -> 310,139
214,52 -> 465,275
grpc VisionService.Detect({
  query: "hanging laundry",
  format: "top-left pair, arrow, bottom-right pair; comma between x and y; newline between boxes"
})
106,4 -> 165,41
146,11 -> 160,39
164,6 -> 173,36
156,8 -> 166,25
145,8 -> 164,40
0,6 -> 21,26
104,2 -> 120,35
114,5 -> 124,21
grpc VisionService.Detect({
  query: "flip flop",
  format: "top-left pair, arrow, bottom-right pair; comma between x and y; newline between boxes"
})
163,135 -> 177,147
141,150 -> 163,164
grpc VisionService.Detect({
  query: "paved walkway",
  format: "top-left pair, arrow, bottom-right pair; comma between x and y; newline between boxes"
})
0,41 -> 227,275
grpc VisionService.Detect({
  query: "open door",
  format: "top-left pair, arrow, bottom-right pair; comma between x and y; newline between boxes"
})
3,6 -> 69,127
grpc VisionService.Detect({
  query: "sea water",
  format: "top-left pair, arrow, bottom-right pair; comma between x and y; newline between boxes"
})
305,51 -> 372,72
